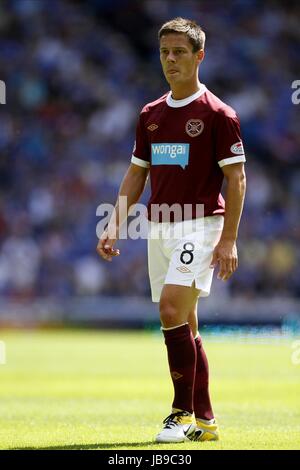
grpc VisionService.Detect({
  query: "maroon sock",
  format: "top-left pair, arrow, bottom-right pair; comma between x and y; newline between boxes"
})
193,335 -> 214,420
162,323 -> 196,414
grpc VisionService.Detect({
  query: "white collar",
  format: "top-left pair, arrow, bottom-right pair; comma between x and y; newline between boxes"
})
166,84 -> 207,108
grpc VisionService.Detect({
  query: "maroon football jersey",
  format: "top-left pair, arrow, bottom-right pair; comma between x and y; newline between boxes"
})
131,84 -> 246,221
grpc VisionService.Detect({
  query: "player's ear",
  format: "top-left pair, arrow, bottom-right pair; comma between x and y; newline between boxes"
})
196,49 -> 205,64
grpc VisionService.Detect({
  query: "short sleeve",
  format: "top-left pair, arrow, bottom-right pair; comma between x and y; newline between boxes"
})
214,110 -> 246,168
131,110 -> 150,169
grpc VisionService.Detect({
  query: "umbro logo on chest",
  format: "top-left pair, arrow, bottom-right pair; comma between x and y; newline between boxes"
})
147,123 -> 159,131
147,119 -> 204,137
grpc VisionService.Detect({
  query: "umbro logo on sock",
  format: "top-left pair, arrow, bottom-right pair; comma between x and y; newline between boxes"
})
171,371 -> 183,380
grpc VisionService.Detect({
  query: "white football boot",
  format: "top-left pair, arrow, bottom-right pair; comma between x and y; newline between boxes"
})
155,410 -> 195,443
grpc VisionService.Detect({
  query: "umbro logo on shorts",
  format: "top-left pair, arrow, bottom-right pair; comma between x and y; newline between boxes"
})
176,266 -> 192,273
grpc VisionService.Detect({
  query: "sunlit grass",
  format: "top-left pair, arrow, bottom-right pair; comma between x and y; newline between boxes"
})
0,329 -> 299,450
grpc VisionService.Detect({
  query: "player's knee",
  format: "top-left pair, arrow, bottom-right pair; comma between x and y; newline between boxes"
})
159,299 -> 181,327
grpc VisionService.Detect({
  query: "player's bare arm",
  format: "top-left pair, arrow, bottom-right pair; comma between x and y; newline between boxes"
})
96,163 -> 149,262
210,162 -> 246,281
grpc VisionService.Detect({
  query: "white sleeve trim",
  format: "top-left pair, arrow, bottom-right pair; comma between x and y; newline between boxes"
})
131,155 -> 150,168
218,155 -> 246,168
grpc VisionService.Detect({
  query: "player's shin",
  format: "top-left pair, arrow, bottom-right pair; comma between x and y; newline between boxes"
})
161,323 -> 196,414
193,334 -> 214,420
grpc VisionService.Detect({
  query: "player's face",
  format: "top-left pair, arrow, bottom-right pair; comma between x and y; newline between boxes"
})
159,33 -> 203,86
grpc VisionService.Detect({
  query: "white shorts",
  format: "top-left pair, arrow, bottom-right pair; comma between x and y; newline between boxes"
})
147,216 -> 224,303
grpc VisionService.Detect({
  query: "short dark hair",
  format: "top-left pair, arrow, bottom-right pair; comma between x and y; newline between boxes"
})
158,17 -> 206,52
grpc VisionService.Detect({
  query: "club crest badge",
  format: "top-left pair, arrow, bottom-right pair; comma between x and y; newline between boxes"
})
185,119 -> 204,137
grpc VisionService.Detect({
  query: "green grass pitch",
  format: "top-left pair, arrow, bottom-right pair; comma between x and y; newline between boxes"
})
0,329 -> 299,450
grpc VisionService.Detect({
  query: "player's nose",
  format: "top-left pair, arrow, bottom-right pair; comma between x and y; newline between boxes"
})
166,52 -> 176,62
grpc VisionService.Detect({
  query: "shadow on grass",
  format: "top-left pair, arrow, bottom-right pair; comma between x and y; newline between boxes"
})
9,441 -> 157,450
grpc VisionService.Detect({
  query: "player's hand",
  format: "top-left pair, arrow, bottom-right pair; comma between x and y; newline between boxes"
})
210,240 -> 238,281
96,230 -> 120,262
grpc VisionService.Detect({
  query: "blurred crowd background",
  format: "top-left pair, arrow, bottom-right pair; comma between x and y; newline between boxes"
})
0,0 -> 299,302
